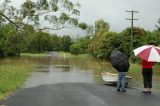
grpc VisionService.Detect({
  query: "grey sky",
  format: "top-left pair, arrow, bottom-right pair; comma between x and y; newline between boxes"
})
10,0 -> 160,37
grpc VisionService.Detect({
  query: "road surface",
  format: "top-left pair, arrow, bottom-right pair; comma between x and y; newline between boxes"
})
1,83 -> 160,106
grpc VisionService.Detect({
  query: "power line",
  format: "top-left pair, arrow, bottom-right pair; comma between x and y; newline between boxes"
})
126,10 -> 139,62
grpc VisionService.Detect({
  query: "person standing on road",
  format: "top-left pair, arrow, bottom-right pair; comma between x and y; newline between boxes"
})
110,50 -> 130,92
141,59 -> 154,94
116,58 -> 130,92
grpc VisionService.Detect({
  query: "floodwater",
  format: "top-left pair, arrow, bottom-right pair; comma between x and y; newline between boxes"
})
22,56 -> 115,88
9,55 -> 160,92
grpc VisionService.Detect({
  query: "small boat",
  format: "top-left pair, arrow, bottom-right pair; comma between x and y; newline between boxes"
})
101,71 -> 133,85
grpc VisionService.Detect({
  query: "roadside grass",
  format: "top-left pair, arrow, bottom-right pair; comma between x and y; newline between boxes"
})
129,63 -> 160,79
21,52 -> 91,58
0,59 -> 36,100
58,51 -> 92,59
128,63 -> 142,79
20,53 -> 46,57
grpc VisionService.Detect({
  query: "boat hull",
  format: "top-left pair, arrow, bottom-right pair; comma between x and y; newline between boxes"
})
101,71 -> 132,86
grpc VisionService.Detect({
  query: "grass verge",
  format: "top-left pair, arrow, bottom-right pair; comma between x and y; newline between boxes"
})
20,53 -> 46,57
0,59 -> 36,100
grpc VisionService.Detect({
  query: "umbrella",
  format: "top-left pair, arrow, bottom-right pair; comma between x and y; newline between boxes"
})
110,50 -> 130,72
133,45 -> 160,62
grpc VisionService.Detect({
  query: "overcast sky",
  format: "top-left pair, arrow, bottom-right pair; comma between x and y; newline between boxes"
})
10,0 -> 160,37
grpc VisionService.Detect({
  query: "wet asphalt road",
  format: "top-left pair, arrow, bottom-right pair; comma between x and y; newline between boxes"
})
1,83 -> 160,106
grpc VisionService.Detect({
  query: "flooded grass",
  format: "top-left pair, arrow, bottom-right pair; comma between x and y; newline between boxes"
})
0,58 -> 36,100
20,53 -> 46,57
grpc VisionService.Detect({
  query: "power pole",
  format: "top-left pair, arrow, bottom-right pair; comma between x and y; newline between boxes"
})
126,10 -> 139,62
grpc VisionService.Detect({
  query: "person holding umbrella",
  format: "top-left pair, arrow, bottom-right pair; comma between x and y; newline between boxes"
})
133,45 -> 160,94
141,59 -> 154,94
110,50 -> 130,92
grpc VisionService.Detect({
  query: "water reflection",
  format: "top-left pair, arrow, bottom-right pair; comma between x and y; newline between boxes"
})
21,56 -> 114,88
8,56 -> 159,92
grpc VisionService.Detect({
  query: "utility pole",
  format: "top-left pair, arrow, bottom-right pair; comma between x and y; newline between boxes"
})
126,10 -> 139,62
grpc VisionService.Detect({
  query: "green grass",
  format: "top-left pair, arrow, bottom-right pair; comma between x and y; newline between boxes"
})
128,63 -> 142,79
128,63 -> 160,79
58,51 -> 92,58
21,52 -> 91,59
0,59 -> 36,100
20,53 -> 46,57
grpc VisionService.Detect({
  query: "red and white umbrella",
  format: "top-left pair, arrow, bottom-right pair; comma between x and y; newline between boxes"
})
133,45 -> 160,62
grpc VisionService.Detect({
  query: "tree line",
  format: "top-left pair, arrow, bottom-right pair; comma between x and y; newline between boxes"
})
0,18 -> 160,61
0,0 -> 160,61
72,19 -> 160,61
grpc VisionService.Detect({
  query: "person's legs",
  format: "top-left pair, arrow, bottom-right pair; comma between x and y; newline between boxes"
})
148,69 -> 153,93
142,69 -> 149,93
121,72 -> 126,92
117,72 -> 122,91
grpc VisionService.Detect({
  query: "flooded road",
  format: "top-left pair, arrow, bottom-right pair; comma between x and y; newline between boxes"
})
23,65 -> 95,88
11,55 -> 159,92
22,56 -> 115,88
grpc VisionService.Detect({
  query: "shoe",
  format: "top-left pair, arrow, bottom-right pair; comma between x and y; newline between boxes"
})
148,91 -> 151,94
122,89 -> 126,92
142,91 -> 148,93
117,89 -> 120,92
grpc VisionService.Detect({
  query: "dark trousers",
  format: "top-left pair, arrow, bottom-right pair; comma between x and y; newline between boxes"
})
142,68 -> 153,88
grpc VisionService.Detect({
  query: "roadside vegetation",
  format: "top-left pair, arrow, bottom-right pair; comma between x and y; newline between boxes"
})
0,59 -> 36,99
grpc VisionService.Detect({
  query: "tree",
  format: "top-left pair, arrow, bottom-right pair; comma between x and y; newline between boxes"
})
88,19 -> 110,58
61,35 -> 71,52
27,31 -> 52,52
95,19 -> 109,32
85,25 -> 94,36
70,36 -> 90,55
50,34 -> 62,52
155,19 -> 160,46
70,43 -> 81,55
119,27 -> 147,57
155,19 -> 160,32
96,32 -> 117,59
0,0 -> 86,31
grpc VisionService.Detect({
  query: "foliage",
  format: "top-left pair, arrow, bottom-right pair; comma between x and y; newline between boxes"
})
27,31 -> 52,53
85,25 -> 94,36
50,34 -> 62,52
88,19 -> 111,58
0,0 -> 86,31
0,24 -> 26,57
78,22 -> 88,30
70,43 -> 81,55
61,35 -> 72,52
0,58 -> 36,99
155,19 -> 160,32
97,32 -> 117,59
70,36 -> 90,55
95,19 -> 110,32
119,27 -> 147,56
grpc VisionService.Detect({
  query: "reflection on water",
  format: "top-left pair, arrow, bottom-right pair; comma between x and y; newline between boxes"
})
4,56 -> 160,92
22,56 -> 115,88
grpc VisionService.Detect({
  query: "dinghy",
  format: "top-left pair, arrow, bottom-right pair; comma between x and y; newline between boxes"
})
101,71 -> 133,85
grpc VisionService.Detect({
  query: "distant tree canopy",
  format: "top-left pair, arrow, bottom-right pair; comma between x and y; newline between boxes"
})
61,35 -> 72,52
155,19 -> 160,32
70,36 -> 90,55
88,19 -> 113,59
88,18 -> 160,60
